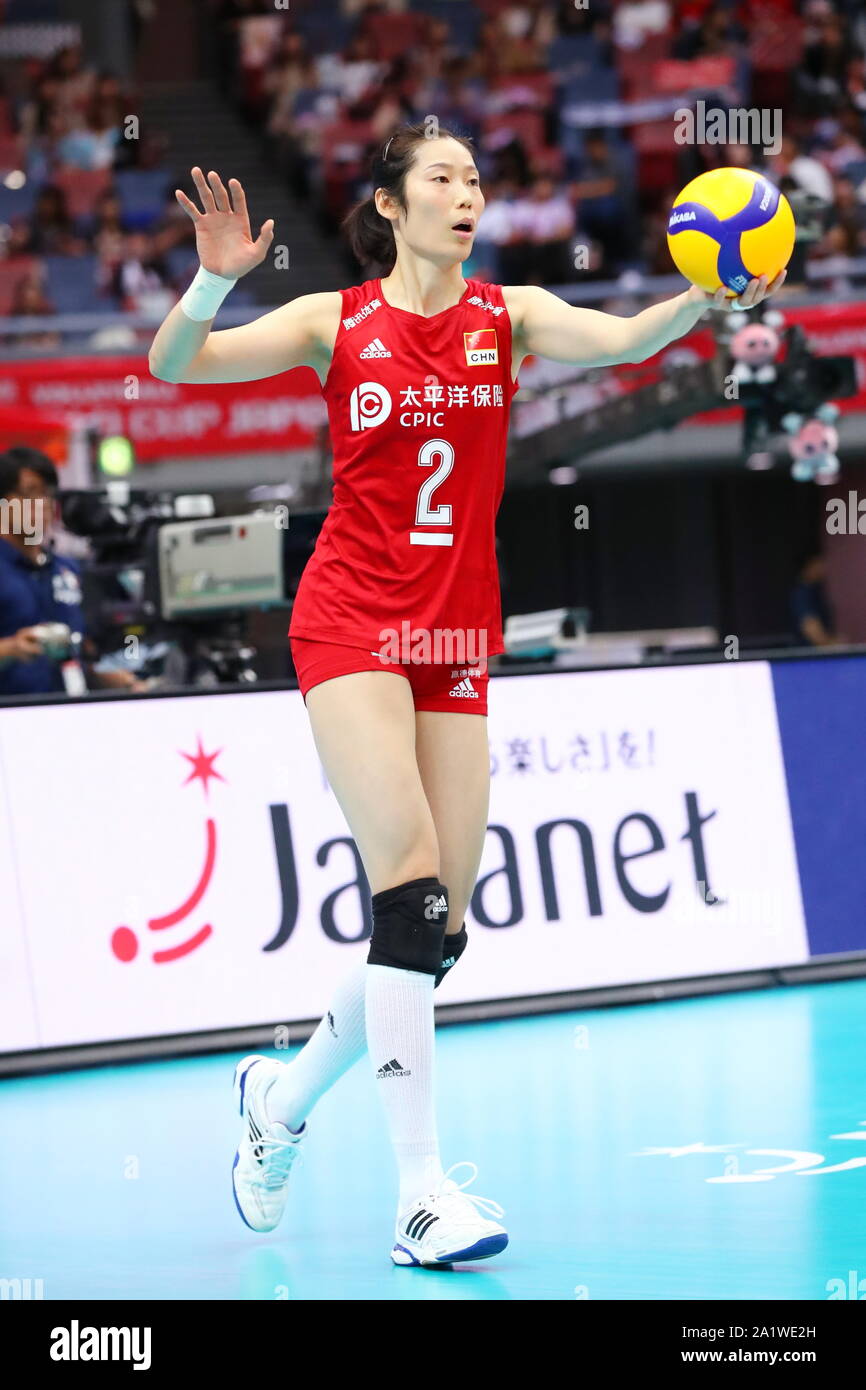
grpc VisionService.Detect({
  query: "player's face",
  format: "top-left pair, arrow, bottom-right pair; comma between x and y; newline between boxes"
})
404,139 -> 485,262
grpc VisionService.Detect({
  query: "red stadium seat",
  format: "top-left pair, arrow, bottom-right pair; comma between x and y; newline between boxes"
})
52,167 -> 112,221
616,33 -> 673,99
0,256 -> 40,315
533,145 -> 566,178
481,109 -> 545,152
749,3 -> 804,67
362,13 -> 428,61
0,134 -> 25,175
489,72 -> 554,108
748,5 -> 803,106
320,119 -> 376,170
651,56 -> 737,94
631,120 -> 679,194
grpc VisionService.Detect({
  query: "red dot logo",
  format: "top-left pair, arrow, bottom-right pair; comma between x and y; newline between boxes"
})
111,926 -> 138,962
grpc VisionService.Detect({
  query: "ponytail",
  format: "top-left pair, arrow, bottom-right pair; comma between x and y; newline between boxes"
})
342,193 -> 398,275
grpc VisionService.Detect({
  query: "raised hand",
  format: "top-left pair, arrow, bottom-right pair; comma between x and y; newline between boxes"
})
175,168 -> 274,279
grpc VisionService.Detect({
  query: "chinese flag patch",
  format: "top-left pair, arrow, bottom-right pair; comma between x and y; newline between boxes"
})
464,328 -> 499,366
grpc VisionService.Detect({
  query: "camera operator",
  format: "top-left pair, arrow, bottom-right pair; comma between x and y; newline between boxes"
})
0,447 -> 146,696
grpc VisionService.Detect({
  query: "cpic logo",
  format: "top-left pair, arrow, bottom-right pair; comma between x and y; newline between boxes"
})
350,381 -> 392,432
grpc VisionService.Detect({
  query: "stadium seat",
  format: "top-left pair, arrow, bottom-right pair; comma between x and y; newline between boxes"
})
4,0 -> 61,16
490,72 -> 555,109
481,110 -> 546,152
407,0 -> 480,51
362,13 -> 429,61
546,35 -> 603,73
0,256 -> 40,315
0,182 -> 36,224
631,121 -> 680,194
53,167 -> 112,223
42,254 -> 102,314
164,245 -> 199,288
0,134 -> 26,176
561,68 -> 621,105
112,168 -> 172,230
616,33 -> 673,99
290,10 -> 355,57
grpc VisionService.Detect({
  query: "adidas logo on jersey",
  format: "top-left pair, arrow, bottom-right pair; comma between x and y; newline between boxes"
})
449,677 -> 478,699
359,337 -> 391,358
377,1058 -> 411,1078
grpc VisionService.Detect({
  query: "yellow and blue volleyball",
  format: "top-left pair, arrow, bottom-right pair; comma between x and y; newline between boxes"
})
666,168 -> 795,297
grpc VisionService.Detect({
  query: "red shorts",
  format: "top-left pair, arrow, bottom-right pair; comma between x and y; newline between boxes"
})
290,637 -> 489,715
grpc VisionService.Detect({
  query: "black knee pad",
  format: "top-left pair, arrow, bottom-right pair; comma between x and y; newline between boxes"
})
368,876 -> 448,975
435,924 -> 468,989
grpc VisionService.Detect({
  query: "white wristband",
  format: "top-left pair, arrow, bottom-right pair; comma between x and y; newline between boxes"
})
180,265 -> 238,322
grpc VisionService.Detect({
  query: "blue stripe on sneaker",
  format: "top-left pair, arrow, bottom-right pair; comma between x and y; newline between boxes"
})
416,1214 -> 438,1239
232,1151 -> 255,1231
239,1061 -> 255,1113
431,1232 -> 508,1264
392,1242 -> 420,1266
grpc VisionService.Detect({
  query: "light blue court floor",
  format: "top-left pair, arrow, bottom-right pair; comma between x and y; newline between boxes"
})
2,978 -> 866,1301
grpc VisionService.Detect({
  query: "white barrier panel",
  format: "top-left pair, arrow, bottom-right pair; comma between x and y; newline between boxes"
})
0,662 -> 808,1051
473,662 -> 808,999
0,743 -> 39,1050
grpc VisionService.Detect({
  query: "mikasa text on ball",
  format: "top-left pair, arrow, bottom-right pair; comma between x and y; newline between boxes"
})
666,168 -> 795,297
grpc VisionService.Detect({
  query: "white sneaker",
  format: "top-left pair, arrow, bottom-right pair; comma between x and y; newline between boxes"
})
231,1054 -> 306,1233
391,1161 -> 508,1267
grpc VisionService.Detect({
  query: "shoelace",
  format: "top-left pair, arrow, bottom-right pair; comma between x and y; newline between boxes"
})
425,1161 -> 505,1226
253,1131 -> 303,1190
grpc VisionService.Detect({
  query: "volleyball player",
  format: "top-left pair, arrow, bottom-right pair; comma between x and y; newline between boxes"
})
148,122 -> 783,1267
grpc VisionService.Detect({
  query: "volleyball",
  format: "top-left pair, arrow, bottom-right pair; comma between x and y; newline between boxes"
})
666,168 -> 795,297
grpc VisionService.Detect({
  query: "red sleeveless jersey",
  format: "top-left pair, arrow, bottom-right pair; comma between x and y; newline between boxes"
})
288,276 -> 519,659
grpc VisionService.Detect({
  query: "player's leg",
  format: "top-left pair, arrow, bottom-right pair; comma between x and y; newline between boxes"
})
262,680 -> 473,1136
414,706 -> 490,947
233,666 -> 443,1231
385,702 -> 506,1265
300,671 -> 449,1210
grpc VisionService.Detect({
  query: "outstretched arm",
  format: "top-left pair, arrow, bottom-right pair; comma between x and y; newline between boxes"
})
513,272 -> 786,368
148,167 -> 337,384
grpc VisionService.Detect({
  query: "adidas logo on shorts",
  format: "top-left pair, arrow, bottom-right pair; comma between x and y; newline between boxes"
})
449,677 -> 478,699
377,1058 -> 411,1078
425,892 -> 448,921
360,337 -> 391,357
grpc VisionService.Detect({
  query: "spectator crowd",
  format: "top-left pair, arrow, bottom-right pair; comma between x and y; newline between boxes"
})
3,0 -> 866,352
213,0 -> 866,289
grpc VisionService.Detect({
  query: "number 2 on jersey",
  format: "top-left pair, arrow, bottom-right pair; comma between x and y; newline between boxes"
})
411,438 -> 454,547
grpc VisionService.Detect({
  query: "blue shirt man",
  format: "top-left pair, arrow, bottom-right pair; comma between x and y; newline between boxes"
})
0,447 -> 143,697
0,535 -> 86,695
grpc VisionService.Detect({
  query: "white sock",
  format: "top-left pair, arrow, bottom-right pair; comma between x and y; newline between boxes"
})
265,959 -> 368,1132
365,963 -> 444,1212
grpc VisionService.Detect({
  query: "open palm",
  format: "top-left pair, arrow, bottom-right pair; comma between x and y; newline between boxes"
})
175,168 -> 274,279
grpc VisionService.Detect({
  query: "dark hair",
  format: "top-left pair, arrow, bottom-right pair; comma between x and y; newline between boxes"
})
342,121 -> 477,274
0,447 -> 59,499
